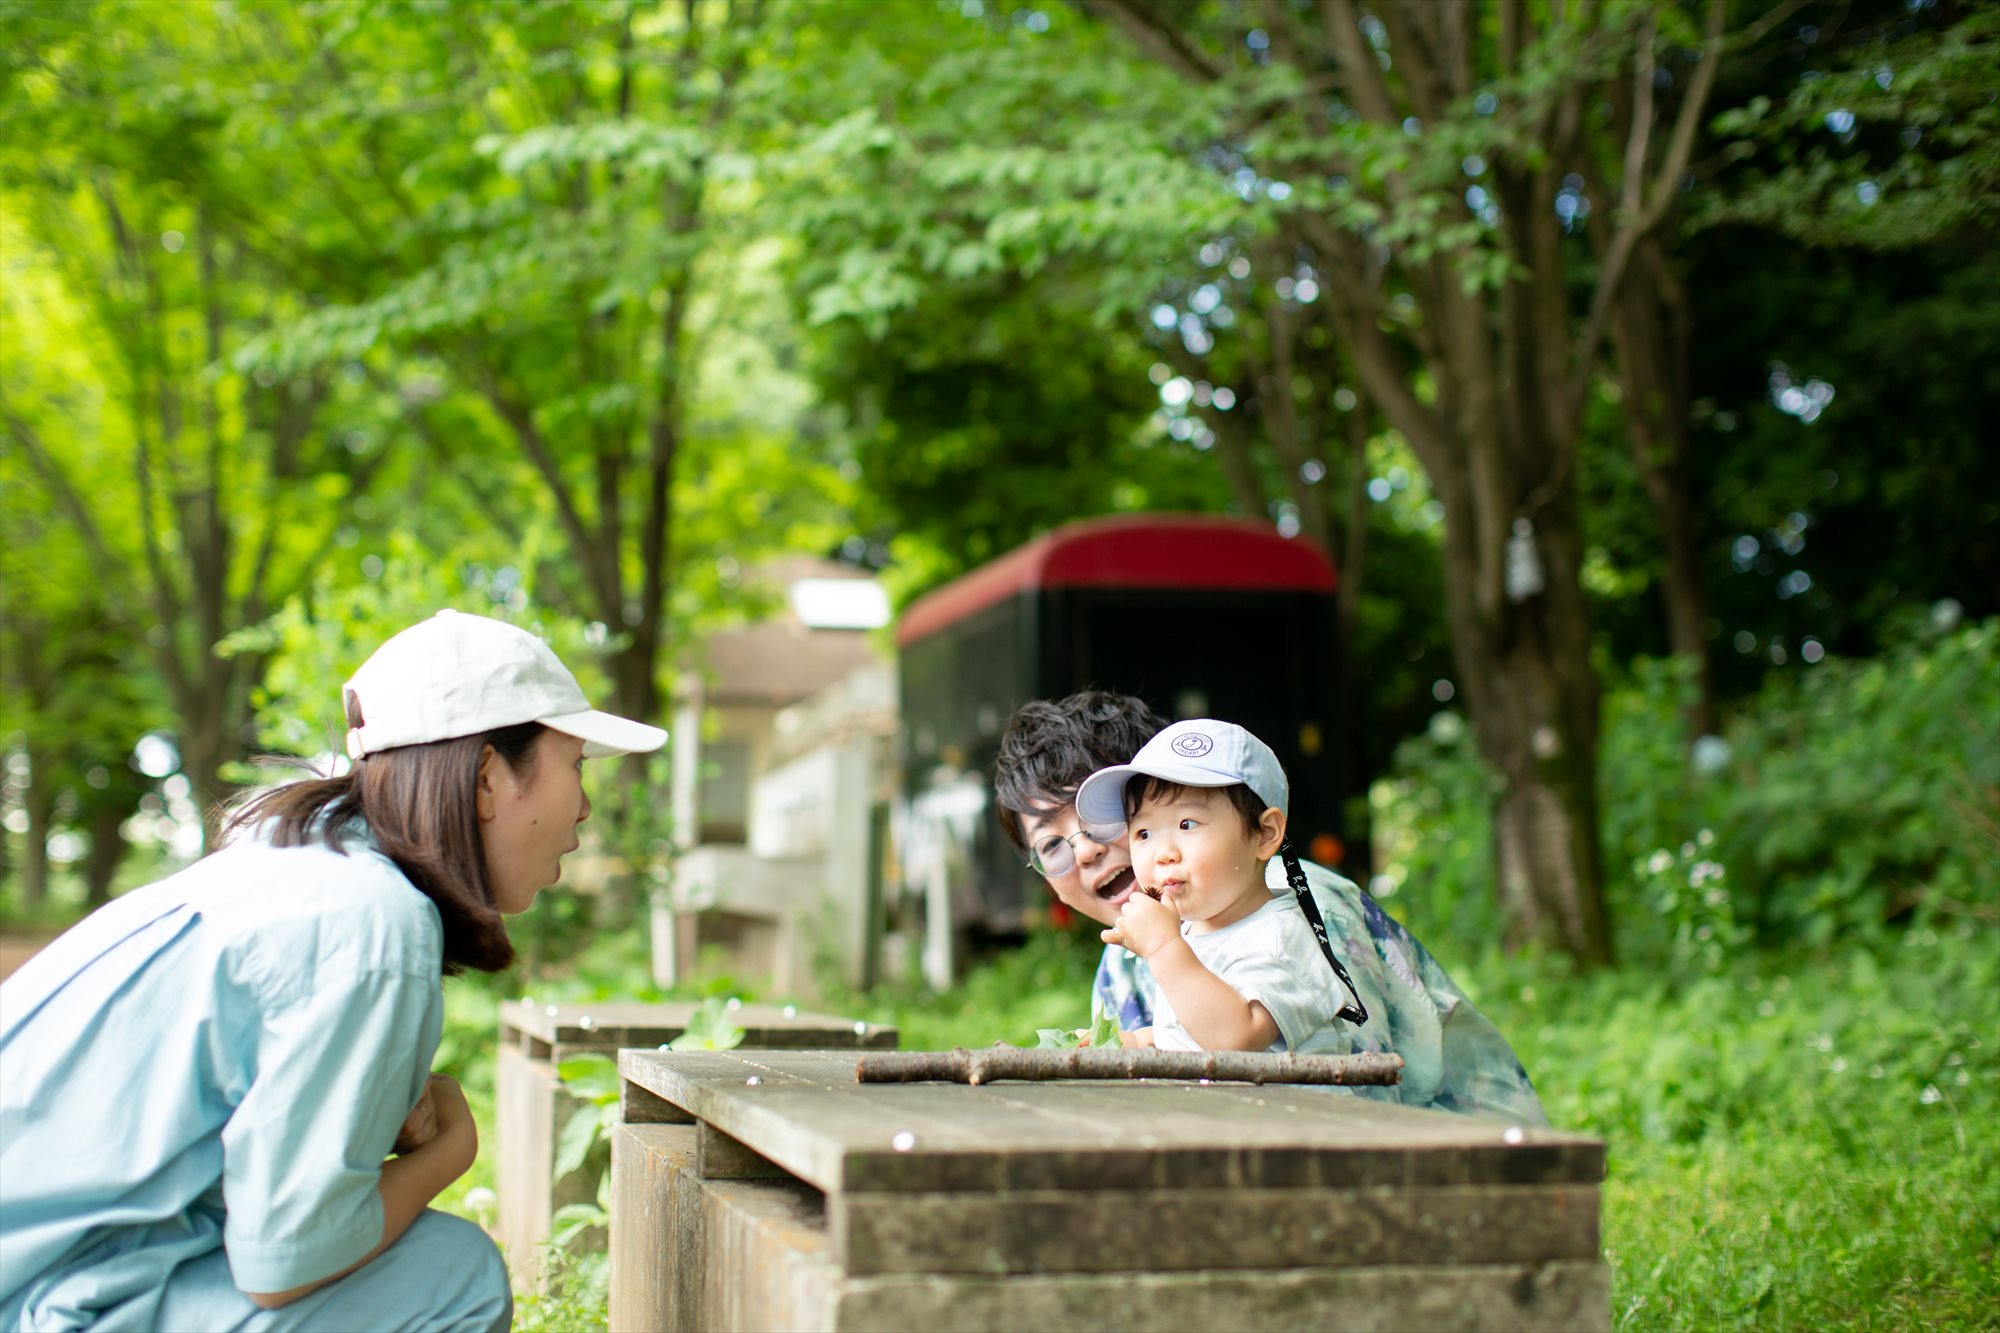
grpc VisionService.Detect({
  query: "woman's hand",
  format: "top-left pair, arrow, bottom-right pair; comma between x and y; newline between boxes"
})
392,1075 -> 443,1156
421,1073 -> 478,1176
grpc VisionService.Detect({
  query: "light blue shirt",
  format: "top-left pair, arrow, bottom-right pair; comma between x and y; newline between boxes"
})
0,824 -> 444,1330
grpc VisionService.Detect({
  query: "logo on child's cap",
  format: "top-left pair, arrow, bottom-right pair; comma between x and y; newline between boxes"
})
1074,718 -> 1289,830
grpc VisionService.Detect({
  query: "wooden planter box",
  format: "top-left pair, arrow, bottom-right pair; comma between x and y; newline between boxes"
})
496,1001 -> 896,1284
608,1050 -> 1608,1332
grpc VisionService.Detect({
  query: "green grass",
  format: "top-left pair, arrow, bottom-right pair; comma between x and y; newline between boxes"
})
1473,925 -> 1999,1330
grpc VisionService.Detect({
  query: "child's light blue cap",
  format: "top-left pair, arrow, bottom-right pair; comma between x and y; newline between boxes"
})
1074,718 -> 1288,830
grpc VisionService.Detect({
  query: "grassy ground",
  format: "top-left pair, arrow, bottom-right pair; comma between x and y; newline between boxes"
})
454,915 -> 1996,1332
1475,926 -> 1998,1330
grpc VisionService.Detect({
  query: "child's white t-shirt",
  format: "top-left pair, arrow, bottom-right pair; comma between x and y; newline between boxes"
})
1150,894 -> 1356,1054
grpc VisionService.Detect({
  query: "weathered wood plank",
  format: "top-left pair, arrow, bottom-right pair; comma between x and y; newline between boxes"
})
496,1043 -> 560,1284
656,1153 -> 1608,1331
829,1183 -> 1600,1276
855,1048 -> 1404,1085
622,1077 -> 694,1125
505,999 -> 896,1051
616,1051 -> 1603,1195
830,1261 -> 1610,1332
697,1122 -> 793,1181
608,1124 -> 706,1333
698,1173 -> 838,1333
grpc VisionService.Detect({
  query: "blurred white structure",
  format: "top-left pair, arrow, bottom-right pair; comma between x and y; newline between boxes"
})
654,560 -> 897,997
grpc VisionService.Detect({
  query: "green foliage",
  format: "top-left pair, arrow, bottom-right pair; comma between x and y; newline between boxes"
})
552,1054 -> 622,1184
1476,926 -> 2000,1329
1721,621 -> 1998,940
1374,621 -> 2000,969
1035,1004 -> 1120,1051
1366,708 -> 1502,952
664,996 -> 747,1052
1704,7 -> 2000,248
511,1241 -> 608,1333
817,924 -> 1101,1054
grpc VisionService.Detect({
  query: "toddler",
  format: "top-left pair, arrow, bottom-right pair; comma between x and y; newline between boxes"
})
1075,719 -> 1367,1053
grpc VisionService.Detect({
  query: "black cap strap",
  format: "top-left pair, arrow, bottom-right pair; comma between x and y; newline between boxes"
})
1284,845 -> 1369,1027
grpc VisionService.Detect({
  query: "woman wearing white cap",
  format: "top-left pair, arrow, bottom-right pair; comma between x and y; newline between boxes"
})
0,610 -> 665,1331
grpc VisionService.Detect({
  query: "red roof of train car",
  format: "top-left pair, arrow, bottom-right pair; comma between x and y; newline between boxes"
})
896,514 -> 1337,648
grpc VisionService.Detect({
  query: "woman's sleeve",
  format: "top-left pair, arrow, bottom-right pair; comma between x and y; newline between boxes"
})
219,966 -> 442,1294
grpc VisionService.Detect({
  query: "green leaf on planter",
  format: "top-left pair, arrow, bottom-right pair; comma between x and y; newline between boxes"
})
667,996 -> 747,1052
555,1053 -> 622,1106
550,1202 -> 609,1247
552,1101 -> 615,1180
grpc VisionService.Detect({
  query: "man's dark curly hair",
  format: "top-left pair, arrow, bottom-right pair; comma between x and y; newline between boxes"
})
993,690 -> 1168,849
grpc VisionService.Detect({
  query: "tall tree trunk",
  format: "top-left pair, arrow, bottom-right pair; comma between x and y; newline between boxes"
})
1410,363 -> 1613,964
181,712 -> 235,854
1444,479 -> 1611,962
85,800 -> 130,906
1610,239 -> 1718,737
20,745 -> 54,908
1335,391 -> 1373,875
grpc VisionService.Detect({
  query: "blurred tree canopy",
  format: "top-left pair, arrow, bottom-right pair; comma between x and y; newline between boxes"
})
1,0 -> 1992,964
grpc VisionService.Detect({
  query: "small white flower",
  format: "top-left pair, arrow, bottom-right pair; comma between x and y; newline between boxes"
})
464,1187 -> 497,1216
1920,1084 -> 1943,1105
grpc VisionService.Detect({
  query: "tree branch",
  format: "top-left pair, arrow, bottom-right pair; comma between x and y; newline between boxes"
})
1320,0 -> 1400,126
465,360 -> 618,611
1,406 -> 128,596
1077,0 -> 1231,84
856,1047 -> 1405,1087
1566,0 -> 1724,425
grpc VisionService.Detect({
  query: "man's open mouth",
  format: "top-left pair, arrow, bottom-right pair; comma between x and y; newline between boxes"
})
1093,867 -> 1136,901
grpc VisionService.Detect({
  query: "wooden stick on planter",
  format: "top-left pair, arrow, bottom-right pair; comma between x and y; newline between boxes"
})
855,1048 -> 1404,1087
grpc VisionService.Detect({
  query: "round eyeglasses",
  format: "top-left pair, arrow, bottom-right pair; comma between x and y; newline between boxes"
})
1026,822 -> 1125,878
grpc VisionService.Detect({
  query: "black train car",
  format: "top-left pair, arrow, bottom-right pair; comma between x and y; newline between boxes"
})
897,513 -> 1343,935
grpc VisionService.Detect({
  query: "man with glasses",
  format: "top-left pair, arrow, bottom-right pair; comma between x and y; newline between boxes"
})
994,691 -> 1547,1122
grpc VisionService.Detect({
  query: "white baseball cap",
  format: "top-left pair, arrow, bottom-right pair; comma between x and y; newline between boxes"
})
1074,718 -> 1288,830
343,609 -> 667,760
